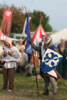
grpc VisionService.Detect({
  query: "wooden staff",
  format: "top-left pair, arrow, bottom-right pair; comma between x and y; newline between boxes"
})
28,18 -> 39,95
32,50 -> 40,95
29,32 -> 40,95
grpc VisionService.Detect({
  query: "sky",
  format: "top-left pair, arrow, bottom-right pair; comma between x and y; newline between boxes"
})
0,0 -> 67,31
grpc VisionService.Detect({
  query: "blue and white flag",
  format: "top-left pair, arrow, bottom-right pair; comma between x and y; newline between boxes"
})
25,16 -> 32,54
41,48 -> 63,72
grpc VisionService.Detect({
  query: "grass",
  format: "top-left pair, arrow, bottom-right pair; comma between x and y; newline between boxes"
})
0,68 -> 67,100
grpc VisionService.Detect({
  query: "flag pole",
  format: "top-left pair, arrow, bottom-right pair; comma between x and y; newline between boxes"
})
54,69 -> 66,84
40,12 -> 42,24
29,34 -> 40,96
26,14 -> 40,95
31,47 -> 40,95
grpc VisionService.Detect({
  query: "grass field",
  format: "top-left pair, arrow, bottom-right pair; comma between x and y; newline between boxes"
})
0,70 -> 67,100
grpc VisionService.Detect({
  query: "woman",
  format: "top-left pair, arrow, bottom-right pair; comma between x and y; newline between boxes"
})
57,39 -> 67,79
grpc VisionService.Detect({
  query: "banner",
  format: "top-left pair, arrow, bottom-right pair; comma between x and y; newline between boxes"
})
1,9 -> 13,37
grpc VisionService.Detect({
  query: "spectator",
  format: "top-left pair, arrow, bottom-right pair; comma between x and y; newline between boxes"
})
25,56 -> 34,76
2,39 -> 20,92
16,39 -> 24,50
12,40 -> 16,46
33,51 -> 38,67
57,39 -> 67,79
17,46 -> 28,73
23,40 -> 27,47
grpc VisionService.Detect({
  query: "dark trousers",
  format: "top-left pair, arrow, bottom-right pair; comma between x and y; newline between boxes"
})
3,68 -> 15,90
16,65 -> 26,73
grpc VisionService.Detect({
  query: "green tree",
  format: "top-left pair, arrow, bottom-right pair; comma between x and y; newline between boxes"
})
0,5 -> 53,34
30,11 -> 52,32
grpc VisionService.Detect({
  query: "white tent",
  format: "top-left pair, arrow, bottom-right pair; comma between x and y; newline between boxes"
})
50,28 -> 67,45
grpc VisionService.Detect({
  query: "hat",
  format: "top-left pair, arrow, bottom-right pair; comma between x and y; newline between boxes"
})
20,46 -> 25,50
4,38 -> 12,45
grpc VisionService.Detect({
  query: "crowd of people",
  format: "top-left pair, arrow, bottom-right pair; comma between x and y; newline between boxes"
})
0,36 -> 67,95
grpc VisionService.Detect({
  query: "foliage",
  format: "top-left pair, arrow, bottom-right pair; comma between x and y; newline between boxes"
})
30,11 -> 52,32
0,5 -> 52,34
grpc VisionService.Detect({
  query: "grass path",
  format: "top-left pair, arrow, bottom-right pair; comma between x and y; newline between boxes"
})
0,72 -> 67,100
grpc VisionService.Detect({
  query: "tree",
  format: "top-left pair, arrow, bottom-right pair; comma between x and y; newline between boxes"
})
30,11 -> 52,32
0,5 -> 26,33
0,5 -> 53,34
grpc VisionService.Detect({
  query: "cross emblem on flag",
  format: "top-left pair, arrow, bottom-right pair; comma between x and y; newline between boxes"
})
41,48 -> 63,72
4,10 -> 12,18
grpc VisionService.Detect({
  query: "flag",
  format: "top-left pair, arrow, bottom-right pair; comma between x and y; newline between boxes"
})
47,70 -> 58,80
25,16 -> 30,41
40,13 -> 43,19
32,24 -> 47,46
1,9 -> 12,37
25,16 -> 32,54
41,48 -> 63,73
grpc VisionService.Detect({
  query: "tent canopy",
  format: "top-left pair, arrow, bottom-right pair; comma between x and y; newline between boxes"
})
50,28 -> 67,45
32,24 -> 47,46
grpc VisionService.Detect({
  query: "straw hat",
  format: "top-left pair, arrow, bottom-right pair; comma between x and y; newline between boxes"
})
4,38 -> 12,45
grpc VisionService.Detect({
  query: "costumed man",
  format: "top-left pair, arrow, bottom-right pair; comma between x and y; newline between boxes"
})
1,39 -> 21,92
30,35 -> 58,95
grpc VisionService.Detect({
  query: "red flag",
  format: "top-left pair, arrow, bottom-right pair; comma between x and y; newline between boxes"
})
40,13 -> 43,19
0,9 -> 13,39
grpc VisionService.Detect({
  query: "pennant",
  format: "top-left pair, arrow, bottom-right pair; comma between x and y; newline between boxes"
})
0,9 -> 13,38
40,13 -> 43,19
25,16 -> 32,54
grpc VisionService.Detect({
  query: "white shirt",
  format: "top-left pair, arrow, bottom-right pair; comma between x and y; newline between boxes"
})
2,46 -> 21,62
2,46 -> 21,69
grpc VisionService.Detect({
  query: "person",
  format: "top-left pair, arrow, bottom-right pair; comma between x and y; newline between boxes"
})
57,39 -> 67,79
17,46 -> 28,73
1,39 -> 21,92
23,40 -> 27,47
25,55 -> 34,76
30,35 -> 58,95
12,40 -> 16,46
16,39 -> 24,50
33,51 -> 38,67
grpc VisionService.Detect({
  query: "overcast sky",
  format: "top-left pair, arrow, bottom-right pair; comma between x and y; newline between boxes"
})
0,0 -> 67,31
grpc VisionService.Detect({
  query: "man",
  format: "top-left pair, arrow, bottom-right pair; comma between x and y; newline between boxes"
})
16,39 -> 24,50
31,35 -> 46,62
25,55 -> 34,76
17,46 -> 28,73
31,35 -> 57,95
2,39 -> 21,92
